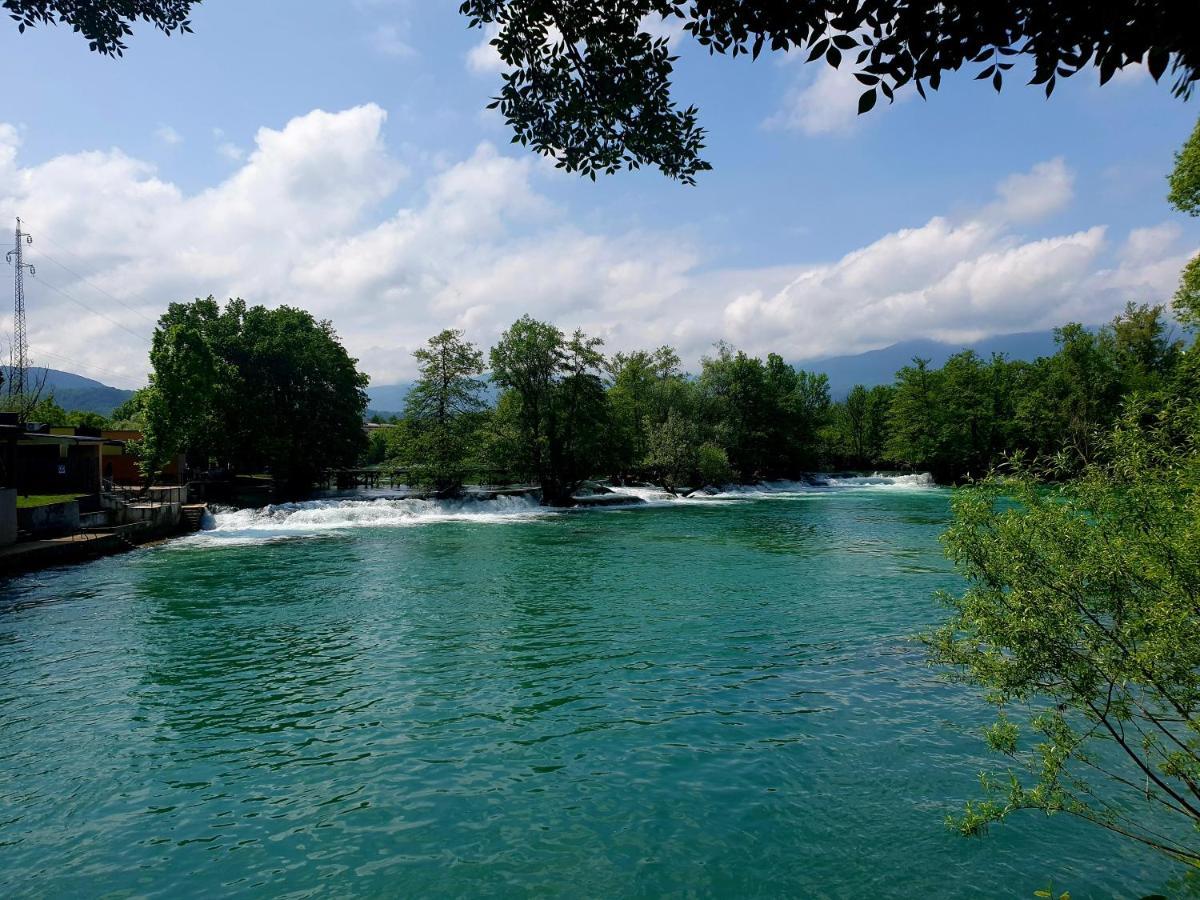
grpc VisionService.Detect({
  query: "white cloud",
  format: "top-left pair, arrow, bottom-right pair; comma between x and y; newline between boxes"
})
154,125 -> 183,146
466,23 -> 506,75
369,24 -> 414,59
767,59 -> 912,136
0,109 -> 1191,392
989,157 -> 1074,223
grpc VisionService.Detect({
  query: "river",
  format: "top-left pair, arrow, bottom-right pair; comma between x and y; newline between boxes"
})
0,476 -> 1187,897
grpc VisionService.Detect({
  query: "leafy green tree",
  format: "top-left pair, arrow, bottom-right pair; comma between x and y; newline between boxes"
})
4,0 -> 197,55
696,442 -> 732,487
927,398 -> 1200,865
833,383 -> 894,467
142,297 -> 368,496
1168,116 -> 1200,215
643,408 -> 697,495
64,410 -> 109,430
698,343 -> 770,480
109,388 -> 150,428
1171,119 -> 1200,330
607,346 -> 684,478
887,357 -> 940,471
403,329 -> 487,495
460,0 -> 1199,182
489,315 -> 610,505
20,394 -> 67,425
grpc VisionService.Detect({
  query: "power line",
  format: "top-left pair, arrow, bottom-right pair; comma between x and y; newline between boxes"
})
32,252 -> 159,328
27,347 -> 143,386
18,220 -> 159,328
34,274 -> 153,345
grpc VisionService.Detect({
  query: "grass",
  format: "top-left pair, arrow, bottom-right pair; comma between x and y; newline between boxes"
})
16,494 -> 88,510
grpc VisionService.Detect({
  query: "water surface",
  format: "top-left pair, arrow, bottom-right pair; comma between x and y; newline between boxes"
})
0,477 -> 1187,897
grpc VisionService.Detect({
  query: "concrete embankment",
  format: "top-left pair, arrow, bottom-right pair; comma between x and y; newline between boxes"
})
0,498 -> 210,578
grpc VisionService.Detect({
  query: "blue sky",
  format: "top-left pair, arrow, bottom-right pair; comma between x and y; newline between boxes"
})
1,0 -> 1197,388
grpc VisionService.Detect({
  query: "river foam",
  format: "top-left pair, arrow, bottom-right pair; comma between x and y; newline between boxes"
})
190,472 -> 937,544
192,493 -> 547,545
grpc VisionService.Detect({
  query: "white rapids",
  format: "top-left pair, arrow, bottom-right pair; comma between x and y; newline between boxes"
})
189,473 -> 937,545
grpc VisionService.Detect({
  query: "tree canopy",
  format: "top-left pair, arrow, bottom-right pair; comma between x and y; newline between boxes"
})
141,297 -> 368,496
460,0 -> 1200,182
3,0 -> 196,54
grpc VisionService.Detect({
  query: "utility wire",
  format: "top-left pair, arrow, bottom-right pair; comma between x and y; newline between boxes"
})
27,347 -> 142,385
33,275 -> 152,345
18,217 -> 160,328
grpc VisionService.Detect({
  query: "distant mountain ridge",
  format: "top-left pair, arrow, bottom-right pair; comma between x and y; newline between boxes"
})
798,328 -> 1066,398
27,328 -> 1072,419
2,367 -> 137,416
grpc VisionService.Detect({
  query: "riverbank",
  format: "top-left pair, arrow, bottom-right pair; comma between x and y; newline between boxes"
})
0,504 -> 209,577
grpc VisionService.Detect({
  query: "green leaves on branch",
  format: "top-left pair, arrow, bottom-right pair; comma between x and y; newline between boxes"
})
3,0 -> 197,55
459,0 -> 1200,182
927,398 -> 1200,865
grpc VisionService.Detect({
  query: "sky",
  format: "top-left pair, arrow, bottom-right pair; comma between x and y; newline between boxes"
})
0,1 -> 1197,390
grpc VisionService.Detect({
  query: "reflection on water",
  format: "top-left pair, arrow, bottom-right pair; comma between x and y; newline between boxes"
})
0,483 -> 1186,898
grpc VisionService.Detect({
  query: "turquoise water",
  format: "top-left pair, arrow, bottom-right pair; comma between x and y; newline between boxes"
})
0,478 -> 1188,897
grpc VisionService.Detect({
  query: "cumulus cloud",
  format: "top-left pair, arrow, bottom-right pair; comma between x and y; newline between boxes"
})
988,157 -> 1074,223
767,60 -> 913,136
0,106 -> 1191,391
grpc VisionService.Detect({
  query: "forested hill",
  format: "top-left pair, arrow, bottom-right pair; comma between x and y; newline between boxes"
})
802,329 -> 1062,398
1,367 -> 135,415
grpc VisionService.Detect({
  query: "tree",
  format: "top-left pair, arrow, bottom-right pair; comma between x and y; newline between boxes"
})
1168,116 -> 1200,216
403,329 -> 487,495
1171,118 -> 1200,330
887,357 -> 940,471
489,315 -> 610,505
698,343 -> 770,480
607,345 -> 684,478
142,297 -> 368,496
643,408 -> 697,494
3,0 -> 196,54
925,131 -> 1200,866
460,0 -> 1200,183
927,397 -> 1200,866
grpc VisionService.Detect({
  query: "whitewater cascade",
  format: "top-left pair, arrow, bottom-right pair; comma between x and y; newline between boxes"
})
192,473 -> 937,545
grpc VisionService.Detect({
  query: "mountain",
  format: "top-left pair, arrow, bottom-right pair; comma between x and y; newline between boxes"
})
367,329 -> 1071,412
366,381 -> 413,418
3,367 -> 137,416
799,329 -> 1065,398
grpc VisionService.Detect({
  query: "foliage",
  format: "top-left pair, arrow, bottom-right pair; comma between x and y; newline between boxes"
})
489,316 -> 611,505
403,329 -> 487,494
927,397 -> 1200,865
142,297 -> 368,496
1168,117 -> 1200,216
3,0 -> 196,54
643,408 -> 697,494
18,394 -> 67,426
1176,255 -> 1200,332
696,442 -> 731,487
4,0 -> 196,54
876,305 -> 1183,481
607,346 -> 685,478
459,0 -> 1199,182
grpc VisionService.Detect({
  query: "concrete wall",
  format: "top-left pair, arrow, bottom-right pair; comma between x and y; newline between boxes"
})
18,500 -> 81,537
0,489 -> 16,546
